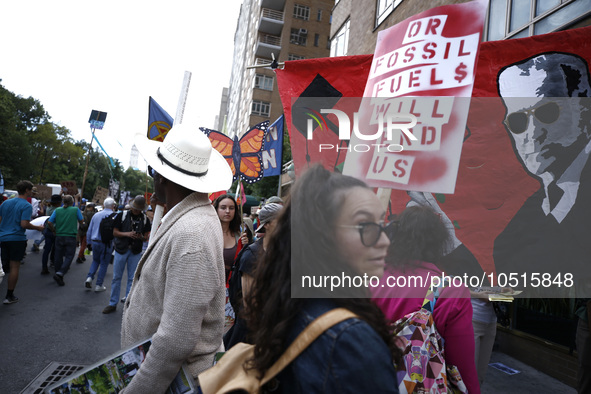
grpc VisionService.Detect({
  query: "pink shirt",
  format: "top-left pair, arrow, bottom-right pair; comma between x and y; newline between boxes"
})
371,262 -> 480,394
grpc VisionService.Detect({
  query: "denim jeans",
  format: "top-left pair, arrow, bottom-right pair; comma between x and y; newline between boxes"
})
87,241 -> 113,286
109,249 -> 142,306
41,230 -> 56,271
54,236 -> 77,276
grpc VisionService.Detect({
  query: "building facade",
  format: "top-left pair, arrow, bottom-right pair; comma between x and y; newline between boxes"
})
226,0 -> 334,138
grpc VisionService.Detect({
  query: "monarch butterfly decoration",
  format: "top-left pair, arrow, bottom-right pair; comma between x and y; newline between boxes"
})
200,120 -> 269,184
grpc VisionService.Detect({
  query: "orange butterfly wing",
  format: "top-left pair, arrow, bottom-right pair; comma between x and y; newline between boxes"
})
237,121 -> 269,183
200,127 -> 236,177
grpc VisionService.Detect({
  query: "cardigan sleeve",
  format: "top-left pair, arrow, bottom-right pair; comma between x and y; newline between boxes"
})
123,249 -> 220,393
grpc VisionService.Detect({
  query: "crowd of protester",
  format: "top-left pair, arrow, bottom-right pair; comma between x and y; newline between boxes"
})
1,123 -> 567,393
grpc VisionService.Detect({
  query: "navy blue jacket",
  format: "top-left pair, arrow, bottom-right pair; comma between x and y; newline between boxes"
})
276,300 -> 400,393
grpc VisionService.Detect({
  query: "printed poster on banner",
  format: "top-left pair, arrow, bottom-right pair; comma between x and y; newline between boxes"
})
342,0 -> 487,193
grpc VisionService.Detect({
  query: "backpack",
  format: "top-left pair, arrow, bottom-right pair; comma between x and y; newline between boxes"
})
392,277 -> 468,394
228,240 -> 261,314
198,308 -> 358,394
99,212 -> 118,244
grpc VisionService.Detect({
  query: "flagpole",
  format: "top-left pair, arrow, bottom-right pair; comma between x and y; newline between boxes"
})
149,71 -> 192,246
80,127 -> 96,199
276,115 -> 285,197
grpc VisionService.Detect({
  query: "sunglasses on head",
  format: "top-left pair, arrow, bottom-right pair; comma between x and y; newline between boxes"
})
504,101 -> 560,134
339,221 -> 395,247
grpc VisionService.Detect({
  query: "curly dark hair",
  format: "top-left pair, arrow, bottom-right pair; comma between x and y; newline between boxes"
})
386,205 -> 450,268
243,165 -> 402,378
213,194 -> 241,235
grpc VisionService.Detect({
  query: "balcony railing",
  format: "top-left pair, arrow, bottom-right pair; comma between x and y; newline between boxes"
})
258,33 -> 281,47
261,8 -> 284,22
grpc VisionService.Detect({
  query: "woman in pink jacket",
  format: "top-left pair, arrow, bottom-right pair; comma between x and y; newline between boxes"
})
372,205 -> 480,393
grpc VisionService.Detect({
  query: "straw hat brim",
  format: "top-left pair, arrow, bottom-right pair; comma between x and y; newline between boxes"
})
134,133 -> 233,193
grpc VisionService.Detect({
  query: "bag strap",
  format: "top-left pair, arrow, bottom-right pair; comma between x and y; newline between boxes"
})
260,307 -> 358,386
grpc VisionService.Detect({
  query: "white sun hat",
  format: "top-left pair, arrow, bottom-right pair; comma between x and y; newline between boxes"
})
134,123 -> 233,193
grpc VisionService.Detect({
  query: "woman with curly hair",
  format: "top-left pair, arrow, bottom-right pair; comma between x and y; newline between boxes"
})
371,205 -> 480,393
244,165 -> 401,393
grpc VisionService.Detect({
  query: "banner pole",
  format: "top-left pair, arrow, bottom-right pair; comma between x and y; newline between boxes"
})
80,127 -> 96,199
150,71 -> 192,245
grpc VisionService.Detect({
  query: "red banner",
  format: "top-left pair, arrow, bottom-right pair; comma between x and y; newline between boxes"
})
277,25 -> 591,295
276,55 -> 373,176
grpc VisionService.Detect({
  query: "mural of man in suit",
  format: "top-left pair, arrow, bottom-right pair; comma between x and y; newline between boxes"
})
494,52 -> 591,393
494,52 -> 591,299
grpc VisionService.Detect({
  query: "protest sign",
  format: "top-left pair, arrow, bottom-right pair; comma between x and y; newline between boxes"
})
92,186 -> 109,205
34,185 -> 52,201
60,181 -> 78,196
342,0 -> 487,193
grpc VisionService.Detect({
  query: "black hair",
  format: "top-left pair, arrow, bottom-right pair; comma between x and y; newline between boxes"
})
386,205 -> 450,268
213,194 -> 241,235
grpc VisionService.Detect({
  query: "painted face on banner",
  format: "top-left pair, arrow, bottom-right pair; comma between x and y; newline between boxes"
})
499,54 -> 591,178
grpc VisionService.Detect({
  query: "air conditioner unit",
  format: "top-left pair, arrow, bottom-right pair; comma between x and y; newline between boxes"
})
299,28 -> 308,35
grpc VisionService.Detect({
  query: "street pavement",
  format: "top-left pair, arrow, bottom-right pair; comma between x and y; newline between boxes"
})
0,244 -> 579,393
0,245 -> 122,393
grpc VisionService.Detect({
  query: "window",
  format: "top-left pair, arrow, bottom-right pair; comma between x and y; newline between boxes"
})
314,33 -> 320,47
252,100 -> 271,117
293,4 -> 310,20
288,54 -> 306,60
376,0 -> 404,27
255,74 -> 274,91
486,0 -> 591,40
317,9 -> 323,21
330,20 -> 349,57
290,28 -> 308,46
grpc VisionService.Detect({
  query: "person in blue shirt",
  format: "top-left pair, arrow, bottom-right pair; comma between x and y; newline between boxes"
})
0,180 -> 45,304
243,165 -> 401,393
84,198 -> 116,291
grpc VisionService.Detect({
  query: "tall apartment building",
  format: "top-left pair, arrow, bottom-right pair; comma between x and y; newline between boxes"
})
330,0 -> 591,387
331,0 -> 591,57
214,87 -> 229,132
225,0 -> 334,138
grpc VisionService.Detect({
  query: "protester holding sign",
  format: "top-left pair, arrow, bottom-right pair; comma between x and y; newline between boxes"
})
372,205 -> 479,393
243,165 -> 400,392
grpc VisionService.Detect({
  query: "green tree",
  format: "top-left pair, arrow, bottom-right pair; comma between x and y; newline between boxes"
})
0,84 -> 31,186
81,146 -> 125,200
121,167 -> 153,197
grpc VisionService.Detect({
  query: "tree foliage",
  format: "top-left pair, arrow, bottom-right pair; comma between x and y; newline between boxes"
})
0,81 -> 130,200
121,167 -> 152,197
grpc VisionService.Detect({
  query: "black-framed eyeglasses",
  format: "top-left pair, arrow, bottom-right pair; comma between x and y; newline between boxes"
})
504,101 -> 560,134
148,165 -> 157,178
339,221 -> 394,247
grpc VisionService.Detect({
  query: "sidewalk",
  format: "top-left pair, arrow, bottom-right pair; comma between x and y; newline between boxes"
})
482,351 -> 576,393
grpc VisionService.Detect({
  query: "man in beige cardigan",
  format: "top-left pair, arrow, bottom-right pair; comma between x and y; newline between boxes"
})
123,123 -> 233,392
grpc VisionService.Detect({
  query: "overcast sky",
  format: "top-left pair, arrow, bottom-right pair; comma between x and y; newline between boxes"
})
0,1 -> 242,169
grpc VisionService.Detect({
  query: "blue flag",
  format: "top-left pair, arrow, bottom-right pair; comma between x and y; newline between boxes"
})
262,115 -> 284,177
147,97 -> 174,141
